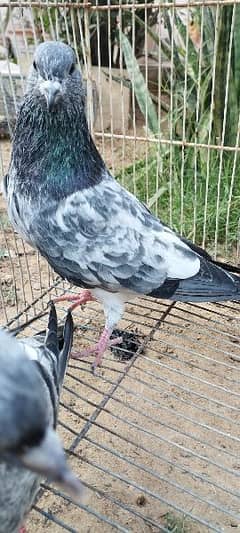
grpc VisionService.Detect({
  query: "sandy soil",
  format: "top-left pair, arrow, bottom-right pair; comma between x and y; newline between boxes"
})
0,138 -> 239,533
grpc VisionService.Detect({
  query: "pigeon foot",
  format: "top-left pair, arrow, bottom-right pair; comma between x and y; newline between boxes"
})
71,327 -> 122,372
52,289 -> 95,312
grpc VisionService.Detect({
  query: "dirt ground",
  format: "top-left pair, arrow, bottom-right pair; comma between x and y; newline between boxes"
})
0,138 -> 239,532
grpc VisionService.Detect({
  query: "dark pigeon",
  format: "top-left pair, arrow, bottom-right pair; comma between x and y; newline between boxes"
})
4,41 -> 240,370
0,304 -> 84,533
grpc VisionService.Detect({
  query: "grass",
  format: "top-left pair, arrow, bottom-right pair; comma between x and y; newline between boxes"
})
116,147 -> 240,249
0,213 -> 11,231
0,248 -> 9,260
164,512 -> 189,532
1,280 -> 16,307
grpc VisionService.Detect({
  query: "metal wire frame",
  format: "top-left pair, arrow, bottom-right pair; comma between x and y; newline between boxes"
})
1,2 -> 240,9
0,1 -> 240,531
1,0 -> 240,266
4,286 -> 237,532
0,4 -> 236,315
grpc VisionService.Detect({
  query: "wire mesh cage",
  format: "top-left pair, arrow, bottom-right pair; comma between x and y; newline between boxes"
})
0,1 -> 240,532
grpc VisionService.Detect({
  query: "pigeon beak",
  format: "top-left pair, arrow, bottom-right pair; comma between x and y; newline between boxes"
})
20,427 -> 85,502
40,80 -> 62,111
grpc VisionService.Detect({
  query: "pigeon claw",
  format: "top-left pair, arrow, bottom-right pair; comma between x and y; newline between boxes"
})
52,290 -> 95,312
91,335 -> 123,374
71,327 -> 123,373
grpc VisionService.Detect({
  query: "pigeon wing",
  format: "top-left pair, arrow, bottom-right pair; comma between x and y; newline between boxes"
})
30,178 -> 200,295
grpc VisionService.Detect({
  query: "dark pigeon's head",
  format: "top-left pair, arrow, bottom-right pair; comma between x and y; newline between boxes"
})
27,41 -> 83,112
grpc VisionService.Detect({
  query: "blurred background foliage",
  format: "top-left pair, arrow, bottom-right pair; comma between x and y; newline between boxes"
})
6,1 -> 240,248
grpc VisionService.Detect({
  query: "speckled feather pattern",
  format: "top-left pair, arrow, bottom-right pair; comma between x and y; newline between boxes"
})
0,309 -> 71,533
28,177 -> 201,293
5,41 -> 240,336
0,331 -> 49,533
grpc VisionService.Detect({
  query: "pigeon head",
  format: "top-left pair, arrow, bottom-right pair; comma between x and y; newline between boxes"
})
27,41 -> 81,111
12,40 -> 105,197
18,425 -> 84,501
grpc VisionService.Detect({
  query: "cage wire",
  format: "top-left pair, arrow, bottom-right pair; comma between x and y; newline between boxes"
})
0,1 -> 240,531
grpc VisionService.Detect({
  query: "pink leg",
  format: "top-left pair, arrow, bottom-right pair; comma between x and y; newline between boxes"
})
71,327 -> 122,371
53,289 -> 95,312
19,527 -> 26,533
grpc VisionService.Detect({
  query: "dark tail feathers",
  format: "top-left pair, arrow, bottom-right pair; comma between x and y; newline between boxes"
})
58,311 -> 74,388
45,302 -> 59,356
212,259 -> 240,275
150,258 -> 240,303
45,303 -> 74,386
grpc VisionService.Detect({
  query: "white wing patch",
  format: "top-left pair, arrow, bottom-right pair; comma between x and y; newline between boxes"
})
157,231 -> 200,279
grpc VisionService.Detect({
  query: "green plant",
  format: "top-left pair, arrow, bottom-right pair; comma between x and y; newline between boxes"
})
1,279 -> 16,307
164,512 -> 189,533
0,213 -> 11,230
118,5 -> 240,249
32,1 -> 158,68
120,31 -> 159,135
132,4 -> 240,148
116,146 -> 240,248
0,248 -> 9,260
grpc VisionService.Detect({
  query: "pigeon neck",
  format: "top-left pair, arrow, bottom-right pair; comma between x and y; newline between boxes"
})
12,96 -> 106,199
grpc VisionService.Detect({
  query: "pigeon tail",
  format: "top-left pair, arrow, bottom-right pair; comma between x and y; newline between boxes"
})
58,311 -> 73,387
42,303 -> 73,387
44,302 -> 59,355
149,258 -> 240,303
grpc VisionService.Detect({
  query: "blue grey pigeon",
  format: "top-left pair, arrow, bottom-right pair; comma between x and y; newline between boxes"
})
0,304 -> 84,533
4,41 -> 240,370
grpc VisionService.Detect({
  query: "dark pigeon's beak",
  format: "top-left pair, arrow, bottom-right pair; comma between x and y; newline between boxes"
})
40,80 -> 62,112
20,427 -> 85,502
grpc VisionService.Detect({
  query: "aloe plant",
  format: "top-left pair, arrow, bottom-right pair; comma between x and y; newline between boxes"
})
214,5 -> 240,146
123,4 -> 240,149
120,32 -> 159,135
